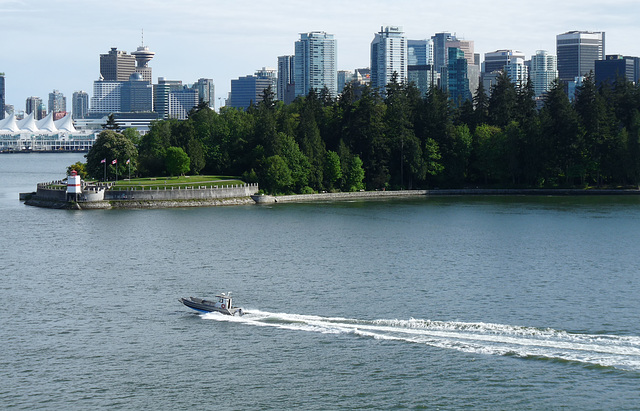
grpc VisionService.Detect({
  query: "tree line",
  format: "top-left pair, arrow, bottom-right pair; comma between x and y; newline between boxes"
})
83,72 -> 640,193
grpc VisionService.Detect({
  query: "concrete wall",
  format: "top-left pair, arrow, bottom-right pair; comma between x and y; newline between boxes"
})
105,183 -> 259,201
36,184 -> 67,201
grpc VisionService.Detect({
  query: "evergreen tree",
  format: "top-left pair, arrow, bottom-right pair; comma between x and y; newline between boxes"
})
488,71 -> 517,127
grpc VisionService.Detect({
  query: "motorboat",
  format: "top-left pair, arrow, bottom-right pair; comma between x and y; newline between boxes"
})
179,292 -> 244,316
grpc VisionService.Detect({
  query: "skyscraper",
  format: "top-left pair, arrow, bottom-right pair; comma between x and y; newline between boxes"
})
277,55 -> 295,103
0,73 -> 5,119
484,50 -> 526,74
229,74 -> 275,110
90,79 -> 122,114
100,47 -> 136,81
504,56 -> 529,87
193,78 -> 215,108
446,47 -> 471,105
26,96 -> 44,120
530,50 -> 558,98
556,31 -> 605,81
407,39 -> 436,95
294,32 -> 337,98
431,32 -> 455,75
595,55 -> 636,86
371,26 -> 407,92
48,90 -> 66,119
72,91 -> 89,119
154,78 -> 183,119
132,33 -> 155,83
121,73 -> 153,113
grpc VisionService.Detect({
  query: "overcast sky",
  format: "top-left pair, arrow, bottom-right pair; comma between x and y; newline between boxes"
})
2,0 -> 640,112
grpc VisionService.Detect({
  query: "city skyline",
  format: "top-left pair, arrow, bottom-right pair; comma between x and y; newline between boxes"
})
2,0 -> 640,112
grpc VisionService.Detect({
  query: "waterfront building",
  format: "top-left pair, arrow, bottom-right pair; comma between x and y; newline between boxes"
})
0,72 -> 4,120
48,90 -> 66,120
100,47 -> 136,81
294,31 -> 337,98
446,47 -> 471,105
370,26 -> 407,92
556,31 -> 605,82
26,96 -> 44,120
530,50 -> 558,98
277,55 -> 295,104
131,41 -> 155,83
193,78 -> 215,108
72,91 -> 89,119
0,110 -> 97,151
595,55 -> 637,86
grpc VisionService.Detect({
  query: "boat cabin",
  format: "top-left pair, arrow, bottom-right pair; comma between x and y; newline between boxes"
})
215,293 -> 233,310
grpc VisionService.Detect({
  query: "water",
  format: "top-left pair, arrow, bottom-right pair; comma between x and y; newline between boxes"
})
1,153 -> 640,409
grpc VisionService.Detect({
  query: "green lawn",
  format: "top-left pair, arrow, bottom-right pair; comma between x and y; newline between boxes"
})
111,175 -> 246,190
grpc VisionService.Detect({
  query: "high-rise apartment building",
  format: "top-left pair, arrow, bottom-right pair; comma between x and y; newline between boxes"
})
48,90 -> 66,119
556,31 -> 605,82
530,50 -> 558,98
371,26 -> 407,92
193,78 -> 215,108
294,32 -> 337,98
504,56 -> 529,87
100,47 -> 136,81
72,91 -> 89,119
484,50 -> 526,74
0,73 -> 5,119
277,55 -> 295,103
26,96 -> 44,120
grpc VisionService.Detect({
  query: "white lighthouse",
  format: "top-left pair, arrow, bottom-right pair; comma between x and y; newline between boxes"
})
67,170 -> 82,201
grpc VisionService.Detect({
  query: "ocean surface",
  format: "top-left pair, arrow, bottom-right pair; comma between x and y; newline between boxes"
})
1,153 -> 640,409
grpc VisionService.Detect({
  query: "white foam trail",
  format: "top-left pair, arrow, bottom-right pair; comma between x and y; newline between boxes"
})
201,310 -> 640,371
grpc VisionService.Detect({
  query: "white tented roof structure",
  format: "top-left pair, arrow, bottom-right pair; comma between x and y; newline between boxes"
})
0,111 -> 79,134
0,111 -> 94,152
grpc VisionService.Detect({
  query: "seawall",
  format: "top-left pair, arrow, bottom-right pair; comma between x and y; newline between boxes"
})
25,183 -> 259,209
252,188 -> 640,204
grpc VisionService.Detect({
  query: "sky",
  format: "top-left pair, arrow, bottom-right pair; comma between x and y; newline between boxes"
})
2,0 -> 640,112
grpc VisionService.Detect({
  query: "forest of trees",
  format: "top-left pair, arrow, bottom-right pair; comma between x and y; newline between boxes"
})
85,72 -> 640,194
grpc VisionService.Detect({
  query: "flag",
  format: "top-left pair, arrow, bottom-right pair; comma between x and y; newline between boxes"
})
101,158 -> 106,164
126,159 -> 130,164
112,159 -> 117,165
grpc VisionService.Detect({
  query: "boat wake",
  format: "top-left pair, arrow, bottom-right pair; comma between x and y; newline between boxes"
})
201,310 -> 640,371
